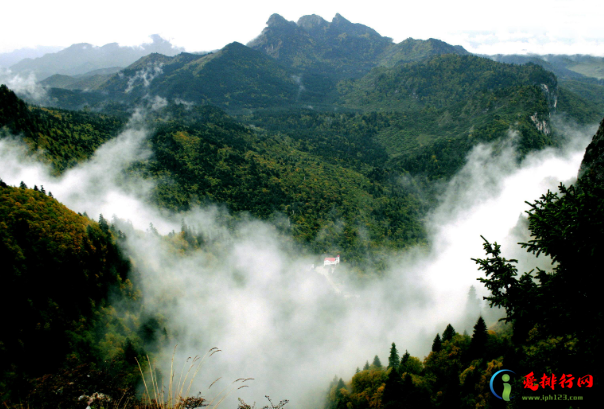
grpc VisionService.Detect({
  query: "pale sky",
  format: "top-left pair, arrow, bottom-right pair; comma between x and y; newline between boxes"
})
1,0 -> 603,55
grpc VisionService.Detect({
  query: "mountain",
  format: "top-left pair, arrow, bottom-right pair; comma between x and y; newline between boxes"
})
378,37 -> 469,68
248,13 -> 394,80
9,35 -> 184,80
0,46 -> 64,68
485,54 -> 604,122
488,54 -> 604,81
0,84 -> 126,171
0,87 -> 425,260
39,67 -> 122,90
97,43 -> 301,109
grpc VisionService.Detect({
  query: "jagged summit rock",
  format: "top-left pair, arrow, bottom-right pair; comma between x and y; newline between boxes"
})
296,14 -> 329,32
267,13 -> 295,28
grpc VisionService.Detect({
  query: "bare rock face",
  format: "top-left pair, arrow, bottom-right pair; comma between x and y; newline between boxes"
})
579,117 -> 604,184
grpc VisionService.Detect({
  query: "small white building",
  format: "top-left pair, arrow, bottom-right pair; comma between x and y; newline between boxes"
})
324,255 -> 340,267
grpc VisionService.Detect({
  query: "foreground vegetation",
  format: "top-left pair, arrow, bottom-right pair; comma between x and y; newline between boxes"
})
324,120 -> 604,408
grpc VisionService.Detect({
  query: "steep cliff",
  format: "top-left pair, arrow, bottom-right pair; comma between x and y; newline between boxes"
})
579,117 -> 604,184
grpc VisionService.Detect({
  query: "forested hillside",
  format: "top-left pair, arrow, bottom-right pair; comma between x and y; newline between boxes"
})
0,85 -> 125,172
0,181 -> 157,404
323,119 -> 604,408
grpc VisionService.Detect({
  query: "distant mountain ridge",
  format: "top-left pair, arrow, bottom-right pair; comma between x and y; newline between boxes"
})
0,46 -> 64,68
10,35 -> 184,80
41,13 -> 474,111
10,12 -> 599,128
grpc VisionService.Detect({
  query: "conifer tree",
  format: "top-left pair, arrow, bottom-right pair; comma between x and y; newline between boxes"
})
431,333 -> 442,352
363,361 -> 370,371
355,367 -> 360,374
468,316 -> 488,359
442,323 -> 456,342
387,342 -> 400,371
334,378 -> 347,409
19,181 -> 27,189
33,185 -> 39,191
99,214 -> 110,235
399,350 -> 410,373
372,355 -> 382,369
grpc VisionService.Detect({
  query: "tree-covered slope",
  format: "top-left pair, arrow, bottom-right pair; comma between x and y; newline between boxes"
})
0,84 -> 126,172
338,54 -> 557,111
98,43 -> 300,110
0,182 -> 135,397
138,105 -> 426,262
378,37 -> 469,68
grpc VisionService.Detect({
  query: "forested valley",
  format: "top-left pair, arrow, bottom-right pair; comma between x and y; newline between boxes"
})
1,12 -> 603,408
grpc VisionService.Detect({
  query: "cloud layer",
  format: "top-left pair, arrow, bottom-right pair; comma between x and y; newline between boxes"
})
0,113 -> 597,406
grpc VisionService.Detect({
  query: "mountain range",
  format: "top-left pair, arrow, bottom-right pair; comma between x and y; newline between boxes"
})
1,12 -> 604,408
7,34 -> 184,80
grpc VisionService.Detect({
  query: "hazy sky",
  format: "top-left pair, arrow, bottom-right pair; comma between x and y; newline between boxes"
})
2,0 -> 603,55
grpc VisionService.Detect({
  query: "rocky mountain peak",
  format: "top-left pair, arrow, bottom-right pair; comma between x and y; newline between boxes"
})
297,14 -> 329,31
267,13 -> 293,28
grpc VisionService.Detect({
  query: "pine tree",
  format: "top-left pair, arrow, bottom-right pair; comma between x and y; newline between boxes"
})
372,355 -> 382,369
400,350 -> 410,373
442,324 -> 456,342
334,378 -> 347,409
431,333 -> 442,352
468,316 -> 488,360
40,185 -> 46,194
363,361 -> 370,371
33,185 -> 39,191
19,181 -> 27,189
387,342 -> 400,371
99,214 -> 110,235
355,367 -> 360,374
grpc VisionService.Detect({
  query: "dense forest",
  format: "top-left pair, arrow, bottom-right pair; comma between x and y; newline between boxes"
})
1,14 -> 603,408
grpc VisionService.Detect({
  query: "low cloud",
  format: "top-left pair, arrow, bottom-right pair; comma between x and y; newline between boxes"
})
125,63 -> 164,93
0,67 -> 48,103
0,110 -> 597,407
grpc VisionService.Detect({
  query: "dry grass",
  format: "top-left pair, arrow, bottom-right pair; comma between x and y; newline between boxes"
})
136,345 -> 254,409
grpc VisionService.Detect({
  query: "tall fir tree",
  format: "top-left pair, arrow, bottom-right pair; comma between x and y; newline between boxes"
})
372,355 -> 382,369
442,323 -> 456,342
400,350 -> 410,373
432,333 -> 442,352
468,316 -> 488,360
387,342 -> 400,371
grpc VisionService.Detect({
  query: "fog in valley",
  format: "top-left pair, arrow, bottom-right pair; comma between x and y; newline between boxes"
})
0,105 -> 597,407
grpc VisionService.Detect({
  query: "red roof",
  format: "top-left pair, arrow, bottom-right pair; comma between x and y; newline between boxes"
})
324,257 -> 336,261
